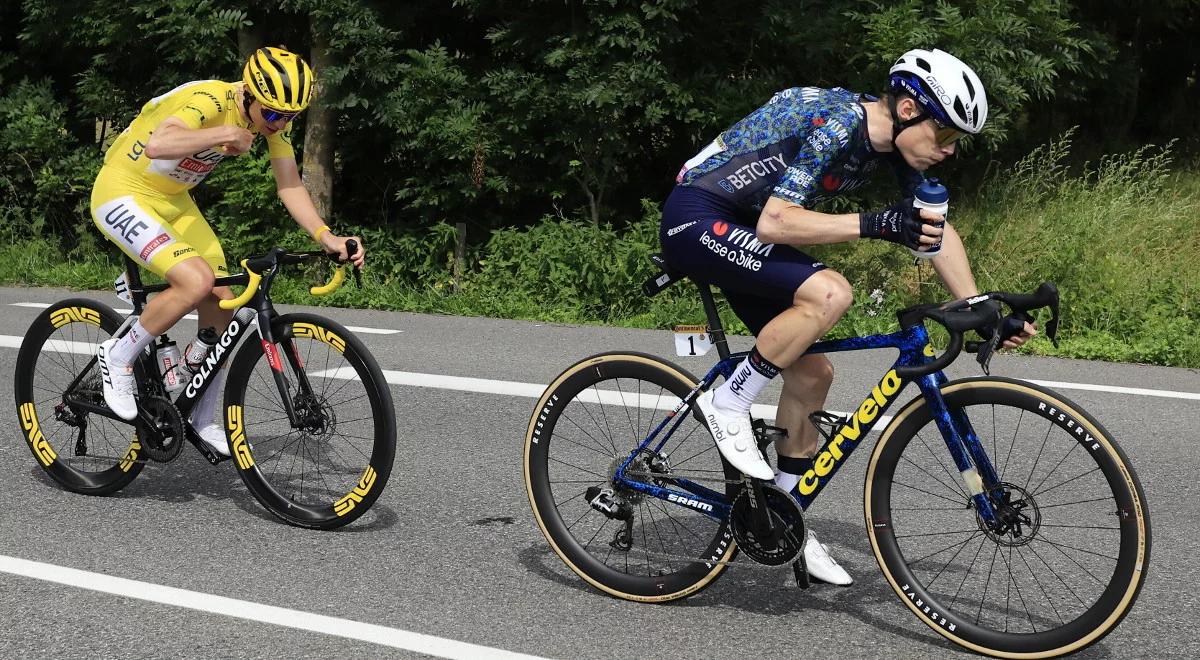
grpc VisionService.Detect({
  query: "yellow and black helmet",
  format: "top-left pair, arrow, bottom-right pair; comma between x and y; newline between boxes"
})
242,46 -> 314,112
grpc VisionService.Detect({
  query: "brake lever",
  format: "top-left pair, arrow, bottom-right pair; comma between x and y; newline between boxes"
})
344,239 -> 363,289
1045,301 -> 1060,347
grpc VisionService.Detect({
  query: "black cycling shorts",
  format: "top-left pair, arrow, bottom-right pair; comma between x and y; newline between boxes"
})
659,185 -> 827,335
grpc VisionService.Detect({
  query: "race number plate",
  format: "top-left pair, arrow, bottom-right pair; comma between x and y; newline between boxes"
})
113,273 -> 132,304
674,324 -> 712,357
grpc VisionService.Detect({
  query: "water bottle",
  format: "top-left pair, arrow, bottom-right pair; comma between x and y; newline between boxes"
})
156,339 -> 184,393
910,178 -> 949,259
183,327 -> 220,375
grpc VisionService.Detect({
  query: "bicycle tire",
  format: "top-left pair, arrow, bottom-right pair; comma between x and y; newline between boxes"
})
223,312 -> 396,529
13,298 -> 146,495
865,377 -> 1150,658
524,352 -> 738,602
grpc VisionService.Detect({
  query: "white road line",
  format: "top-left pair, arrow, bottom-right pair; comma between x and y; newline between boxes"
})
308,367 -> 840,424
0,555 -> 544,660
1027,379 -> 1200,401
8,303 -> 400,335
344,326 -> 402,335
11,301 -> 200,321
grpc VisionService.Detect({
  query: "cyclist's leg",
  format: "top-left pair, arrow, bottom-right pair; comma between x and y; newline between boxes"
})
90,174 -> 214,416
172,195 -> 234,332
660,186 -> 841,478
734,270 -> 852,456
165,199 -> 235,453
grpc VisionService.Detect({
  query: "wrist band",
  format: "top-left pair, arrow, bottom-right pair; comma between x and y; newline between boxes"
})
313,225 -> 331,242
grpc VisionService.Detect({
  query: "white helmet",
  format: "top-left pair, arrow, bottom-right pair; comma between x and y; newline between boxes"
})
889,48 -> 988,134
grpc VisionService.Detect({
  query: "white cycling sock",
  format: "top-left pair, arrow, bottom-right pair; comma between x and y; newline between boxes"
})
775,470 -> 801,493
190,366 -> 227,429
712,346 -> 781,414
109,320 -> 155,366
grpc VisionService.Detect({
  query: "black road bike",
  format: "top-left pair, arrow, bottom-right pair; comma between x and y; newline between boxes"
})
15,242 -> 396,529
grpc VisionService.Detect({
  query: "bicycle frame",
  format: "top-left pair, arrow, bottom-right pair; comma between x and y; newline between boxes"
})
61,257 -> 311,438
612,289 -> 1005,526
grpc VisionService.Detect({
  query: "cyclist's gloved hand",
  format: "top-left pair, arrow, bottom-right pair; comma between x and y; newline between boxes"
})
974,300 -> 1038,348
859,198 -> 928,250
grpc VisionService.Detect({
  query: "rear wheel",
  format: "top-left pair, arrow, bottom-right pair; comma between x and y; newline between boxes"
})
223,313 -> 396,529
13,299 -> 145,495
866,377 -> 1150,657
524,352 -> 738,602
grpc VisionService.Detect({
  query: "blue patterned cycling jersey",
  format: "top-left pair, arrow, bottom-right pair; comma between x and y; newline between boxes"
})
677,87 -> 922,214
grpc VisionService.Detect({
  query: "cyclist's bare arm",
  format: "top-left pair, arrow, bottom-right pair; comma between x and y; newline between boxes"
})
756,196 -> 860,246
930,223 -> 979,299
932,224 -> 1037,347
145,117 -> 253,159
271,157 -> 366,266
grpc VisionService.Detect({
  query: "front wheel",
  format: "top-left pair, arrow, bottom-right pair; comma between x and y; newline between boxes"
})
865,377 -> 1150,658
223,312 -> 396,529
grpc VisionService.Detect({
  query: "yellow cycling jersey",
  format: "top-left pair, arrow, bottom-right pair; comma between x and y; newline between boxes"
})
103,79 -> 295,196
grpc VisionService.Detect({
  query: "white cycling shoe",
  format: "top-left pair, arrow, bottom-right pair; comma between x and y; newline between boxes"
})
193,423 -> 231,457
804,528 -> 853,586
695,390 -> 774,480
97,338 -> 138,421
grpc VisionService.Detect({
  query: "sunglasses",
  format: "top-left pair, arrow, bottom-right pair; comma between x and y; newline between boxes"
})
931,117 -> 968,146
260,106 -> 300,123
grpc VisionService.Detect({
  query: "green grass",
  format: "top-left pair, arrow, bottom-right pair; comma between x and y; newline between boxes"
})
3,133 -> 1197,368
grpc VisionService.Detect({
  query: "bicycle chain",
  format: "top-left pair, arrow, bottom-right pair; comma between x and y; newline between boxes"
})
621,469 -> 743,486
609,471 -> 803,570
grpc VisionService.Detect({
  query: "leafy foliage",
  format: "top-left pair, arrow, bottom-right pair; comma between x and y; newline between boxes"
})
2,1 -> 1198,366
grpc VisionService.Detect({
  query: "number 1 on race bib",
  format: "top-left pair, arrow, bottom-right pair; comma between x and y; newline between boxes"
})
673,324 -> 712,357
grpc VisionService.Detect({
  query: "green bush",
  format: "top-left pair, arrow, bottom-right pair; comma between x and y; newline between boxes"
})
2,131 -> 1197,368
0,79 -> 101,250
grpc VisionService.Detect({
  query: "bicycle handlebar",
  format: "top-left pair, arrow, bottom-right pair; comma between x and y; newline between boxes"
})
218,259 -> 262,310
894,282 -> 1060,379
218,239 -> 362,310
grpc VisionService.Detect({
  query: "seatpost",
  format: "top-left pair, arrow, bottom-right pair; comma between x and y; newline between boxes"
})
697,284 -> 731,362
123,256 -> 148,314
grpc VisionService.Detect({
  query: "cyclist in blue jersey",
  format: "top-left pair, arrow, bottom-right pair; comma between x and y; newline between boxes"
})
661,48 -> 1037,585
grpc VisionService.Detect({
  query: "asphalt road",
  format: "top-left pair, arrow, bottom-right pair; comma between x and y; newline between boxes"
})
0,284 -> 1196,659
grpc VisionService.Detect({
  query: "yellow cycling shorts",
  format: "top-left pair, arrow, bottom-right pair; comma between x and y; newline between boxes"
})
90,166 -> 227,277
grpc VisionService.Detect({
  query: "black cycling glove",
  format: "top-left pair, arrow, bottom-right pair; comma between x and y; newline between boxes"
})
859,198 -> 925,250
974,300 -> 1031,345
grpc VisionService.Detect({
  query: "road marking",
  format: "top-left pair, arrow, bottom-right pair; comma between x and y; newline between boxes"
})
8,303 -> 400,335
308,367 -> 830,424
4,333 -> 1198,405
10,301 -> 199,321
0,555 -> 545,659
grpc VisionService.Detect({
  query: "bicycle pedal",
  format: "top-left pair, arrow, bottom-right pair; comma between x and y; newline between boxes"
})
792,557 -> 811,590
807,410 -> 848,445
751,419 -> 787,450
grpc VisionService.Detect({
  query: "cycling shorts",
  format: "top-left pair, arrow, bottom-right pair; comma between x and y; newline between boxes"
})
90,166 -> 227,278
659,185 -> 826,335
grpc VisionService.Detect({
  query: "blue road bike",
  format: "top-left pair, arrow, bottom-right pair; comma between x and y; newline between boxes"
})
524,256 -> 1149,658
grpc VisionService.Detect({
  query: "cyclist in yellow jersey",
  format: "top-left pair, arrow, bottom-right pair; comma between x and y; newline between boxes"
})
92,46 -> 365,456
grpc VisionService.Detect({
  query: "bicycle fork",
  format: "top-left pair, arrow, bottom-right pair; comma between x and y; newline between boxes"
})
916,373 -> 1003,525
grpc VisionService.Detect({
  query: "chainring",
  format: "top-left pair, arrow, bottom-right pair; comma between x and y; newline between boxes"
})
135,396 -> 185,463
729,484 -> 806,566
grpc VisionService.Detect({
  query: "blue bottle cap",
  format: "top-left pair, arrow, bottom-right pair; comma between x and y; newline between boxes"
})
915,177 -> 948,204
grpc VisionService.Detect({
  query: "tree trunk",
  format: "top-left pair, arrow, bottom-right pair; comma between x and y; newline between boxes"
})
237,17 -> 264,58
302,21 -> 335,220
